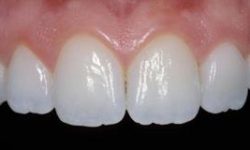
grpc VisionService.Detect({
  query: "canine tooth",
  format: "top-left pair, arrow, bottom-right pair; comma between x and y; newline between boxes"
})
7,46 -> 53,114
54,36 -> 125,127
201,43 -> 247,113
127,35 -> 201,125
0,63 -> 6,104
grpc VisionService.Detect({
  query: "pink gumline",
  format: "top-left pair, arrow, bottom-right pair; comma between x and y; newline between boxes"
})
0,0 -> 249,71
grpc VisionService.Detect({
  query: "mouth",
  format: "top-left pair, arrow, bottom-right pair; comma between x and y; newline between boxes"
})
0,0 -> 249,127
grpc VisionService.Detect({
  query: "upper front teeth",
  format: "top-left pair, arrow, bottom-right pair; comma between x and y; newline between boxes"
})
0,34 -> 248,126
53,36 -> 126,127
6,45 -> 53,114
127,35 -> 201,125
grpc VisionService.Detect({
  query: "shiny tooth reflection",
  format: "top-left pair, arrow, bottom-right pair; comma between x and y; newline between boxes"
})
127,35 -> 201,125
53,35 -> 126,127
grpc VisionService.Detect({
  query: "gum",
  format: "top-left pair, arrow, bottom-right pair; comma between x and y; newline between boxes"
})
0,0 -> 249,71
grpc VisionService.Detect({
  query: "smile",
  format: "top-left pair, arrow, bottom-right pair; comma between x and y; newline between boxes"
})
0,0 -> 249,127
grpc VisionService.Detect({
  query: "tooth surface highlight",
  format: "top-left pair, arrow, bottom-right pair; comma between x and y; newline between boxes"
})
7,46 -> 53,114
127,35 -> 201,125
201,43 -> 247,113
0,63 -> 6,104
54,35 -> 125,127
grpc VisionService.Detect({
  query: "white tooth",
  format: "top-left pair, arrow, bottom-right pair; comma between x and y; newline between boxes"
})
0,63 -> 6,104
54,36 -> 125,127
201,43 -> 247,113
127,35 -> 201,125
247,56 -> 250,89
7,45 -> 53,114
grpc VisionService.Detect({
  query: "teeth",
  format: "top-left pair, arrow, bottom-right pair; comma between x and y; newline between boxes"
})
0,63 -> 6,104
1,35 -> 248,126
247,56 -> 250,88
201,43 -> 248,113
6,46 -> 53,114
54,36 -> 125,127
127,35 -> 201,125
